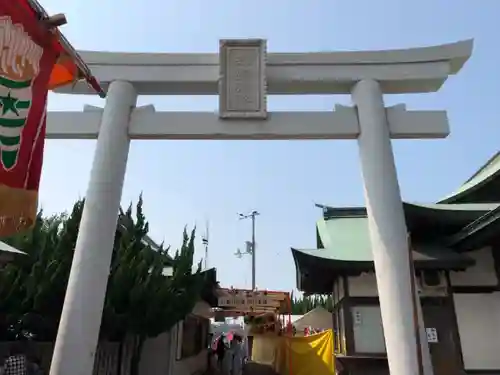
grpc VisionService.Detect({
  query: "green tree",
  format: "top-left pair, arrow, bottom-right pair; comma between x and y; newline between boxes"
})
0,197 -> 206,375
290,294 -> 333,314
0,204 -> 81,341
102,196 -> 204,375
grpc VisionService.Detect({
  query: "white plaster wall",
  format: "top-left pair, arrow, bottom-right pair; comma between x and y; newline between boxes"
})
347,273 -> 378,297
138,308 -> 210,375
170,316 -> 209,375
348,249 -> 499,297
172,350 -> 208,375
449,247 -> 498,286
348,269 -> 451,298
453,293 -> 500,370
139,331 -> 173,375
351,305 -> 385,353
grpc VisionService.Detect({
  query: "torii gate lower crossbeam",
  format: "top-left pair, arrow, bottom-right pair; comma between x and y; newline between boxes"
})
48,39 -> 473,375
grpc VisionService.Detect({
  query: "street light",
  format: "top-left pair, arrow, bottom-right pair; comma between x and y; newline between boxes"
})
238,210 -> 260,290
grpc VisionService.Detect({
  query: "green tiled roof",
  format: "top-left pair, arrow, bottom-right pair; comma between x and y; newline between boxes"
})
316,217 -> 370,260
439,152 -> 500,204
319,202 -> 497,239
292,216 -> 474,293
314,216 -> 472,267
292,216 -> 474,294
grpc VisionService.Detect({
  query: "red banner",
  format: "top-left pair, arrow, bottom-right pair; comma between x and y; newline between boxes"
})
0,2 -> 58,236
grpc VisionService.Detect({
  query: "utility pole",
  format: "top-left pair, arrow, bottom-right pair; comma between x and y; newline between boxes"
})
202,220 -> 209,270
238,210 -> 260,290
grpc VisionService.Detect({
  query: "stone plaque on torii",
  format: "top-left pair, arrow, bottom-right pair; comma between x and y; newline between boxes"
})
47,38 -> 473,375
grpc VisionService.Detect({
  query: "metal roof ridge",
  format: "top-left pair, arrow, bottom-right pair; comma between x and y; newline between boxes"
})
464,151 -> 500,184
438,151 -> 500,204
444,205 -> 500,246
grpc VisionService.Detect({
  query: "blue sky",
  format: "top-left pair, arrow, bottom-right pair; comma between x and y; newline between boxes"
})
39,0 -> 500,293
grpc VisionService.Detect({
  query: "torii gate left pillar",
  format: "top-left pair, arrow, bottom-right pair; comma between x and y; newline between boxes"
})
48,39 -> 472,375
50,80 -> 137,375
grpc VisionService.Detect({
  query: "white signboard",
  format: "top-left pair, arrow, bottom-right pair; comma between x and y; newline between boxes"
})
219,39 -> 267,119
218,295 -> 270,308
426,328 -> 438,343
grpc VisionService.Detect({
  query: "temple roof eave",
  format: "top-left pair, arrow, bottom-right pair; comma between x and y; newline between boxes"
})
292,247 -> 474,272
445,206 -> 500,251
319,202 -> 497,220
317,202 -> 498,239
291,246 -> 474,294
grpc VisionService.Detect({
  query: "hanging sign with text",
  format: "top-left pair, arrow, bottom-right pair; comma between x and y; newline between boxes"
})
217,288 -> 283,313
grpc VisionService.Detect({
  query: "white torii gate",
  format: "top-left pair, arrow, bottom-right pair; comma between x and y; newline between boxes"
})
47,39 -> 473,375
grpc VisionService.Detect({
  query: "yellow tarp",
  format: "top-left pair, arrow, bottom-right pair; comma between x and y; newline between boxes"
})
252,330 -> 335,375
251,334 -> 279,366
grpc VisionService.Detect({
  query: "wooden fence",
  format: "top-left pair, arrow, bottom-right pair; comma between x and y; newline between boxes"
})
0,340 -> 135,375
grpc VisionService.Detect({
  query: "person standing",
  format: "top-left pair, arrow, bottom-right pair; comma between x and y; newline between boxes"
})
216,334 -> 226,371
231,335 -> 245,375
221,336 -> 233,375
304,326 -> 310,336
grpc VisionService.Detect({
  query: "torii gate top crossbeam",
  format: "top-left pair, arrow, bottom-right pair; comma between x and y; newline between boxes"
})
55,40 -> 472,96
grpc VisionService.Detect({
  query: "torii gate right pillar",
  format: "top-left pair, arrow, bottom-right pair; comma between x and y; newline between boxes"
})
353,79 -> 423,375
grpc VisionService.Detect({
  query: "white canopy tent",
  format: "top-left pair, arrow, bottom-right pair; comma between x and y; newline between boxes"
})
292,307 -> 333,333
